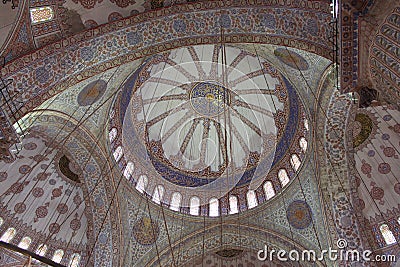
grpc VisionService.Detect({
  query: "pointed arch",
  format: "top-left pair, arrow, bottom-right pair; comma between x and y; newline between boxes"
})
170,192 -> 182,211
263,181 -> 275,200
113,146 -> 123,162
135,175 -> 148,193
52,249 -> 64,263
18,236 -> 32,249
152,185 -> 164,204
123,162 -> 135,179
229,195 -> 238,214
247,190 -> 258,209
0,227 -> 16,242
190,196 -> 200,216
209,198 -> 219,217
290,154 -> 301,171
380,224 -> 396,245
278,169 -> 290,187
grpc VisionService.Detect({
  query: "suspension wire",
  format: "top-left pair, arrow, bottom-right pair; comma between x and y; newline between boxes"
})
281,47 -> 400,251
253,43 -> 323,267
138,56 -> 178,267
0,66 -> 137,264
284,37 -> 400,204
283,45 -> 400,184
12,70 -> 115,245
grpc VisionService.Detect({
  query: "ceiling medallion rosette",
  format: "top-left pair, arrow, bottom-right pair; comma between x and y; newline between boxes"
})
110,44 -> 308,215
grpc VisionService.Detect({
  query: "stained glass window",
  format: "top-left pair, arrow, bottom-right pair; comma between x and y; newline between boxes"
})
113,146 -> 123,162
290,154 -> 301,171
123,162 -> 134,179
380,224 -> 397,245
299,137 -> 307,152
152,185 -> 164,204
109,128 -> 117,143
229,196 -> 238,214
170,192 -> 182,211
135,175 -> 148,193
30,7 -> 54,24
247,190 -> 258,209
0,227 -> 16,242
52,249 -> 64,263
36,244 -> 48,256
190,196 -> 200,216
263,181 -> 275,200
18,236 -> 31,249
209,198 -> 219,217
68,253 -> 81,267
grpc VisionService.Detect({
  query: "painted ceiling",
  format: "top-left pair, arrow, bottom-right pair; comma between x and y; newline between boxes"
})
2,0 -> 399,266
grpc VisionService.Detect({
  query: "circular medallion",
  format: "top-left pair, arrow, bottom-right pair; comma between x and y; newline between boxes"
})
190,82 -> 230,117
70,218 -> 81,231
77,79 -> 107,106
286,200 -> 312,229
32,187 -> 44,198
132,217 -> 159,245
14,203 -> 26,214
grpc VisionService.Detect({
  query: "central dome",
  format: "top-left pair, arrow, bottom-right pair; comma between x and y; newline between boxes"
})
109,44 -> 309,216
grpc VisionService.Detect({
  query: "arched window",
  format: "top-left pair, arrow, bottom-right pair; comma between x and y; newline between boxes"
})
209,198 -> 219,217
35,244 -> 48,256
0,227 -> 16,242
247,190 -> 258,209
152,185 -> 164,204
109,128 -> 117,143
278,169 -> 290,187
113,146 -> 123,162
0,217 -> 3,226
123,162 -> 134,179
135,175 -> 148,193
52,249 -> 64,263
229,196 -> 238,215
30,6 -> 54,24
170,192 -> 182,211
304,119 -> 309,131
190,196 -> 200,216
18,236 -> 32,249
290,154 -> 301,172
109,109 -> 115,119
380,224 -> 397,245
263,181 -> 275,200
68,253 -> 81,267
299,137 -> 308,152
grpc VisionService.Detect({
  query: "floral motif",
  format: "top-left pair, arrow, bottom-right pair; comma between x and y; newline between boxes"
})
378,162 -> 391,174
14,203 -> 26,214
132,217 -> 159,245
19,165 -> 32,174
0,172 -> 7,182
23,142 -> 37,150
32,187 -> 44,198
286,200 -> 312,229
